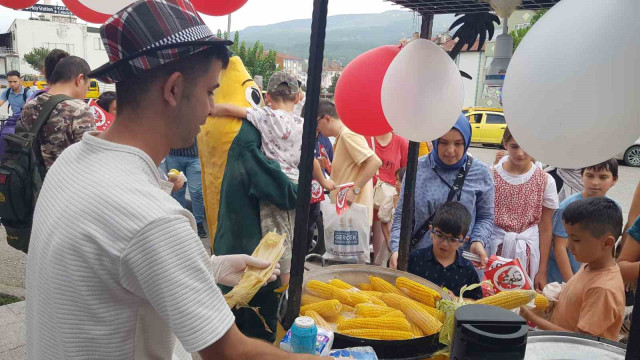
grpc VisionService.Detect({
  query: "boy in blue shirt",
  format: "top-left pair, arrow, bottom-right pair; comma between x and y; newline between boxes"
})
408,202 -> 482,299
547,159 -> 619,284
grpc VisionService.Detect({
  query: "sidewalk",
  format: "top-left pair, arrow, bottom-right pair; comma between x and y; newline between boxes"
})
0,301 -> 26,360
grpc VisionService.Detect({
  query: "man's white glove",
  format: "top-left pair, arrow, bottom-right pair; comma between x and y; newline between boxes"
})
211,254 -> 281,287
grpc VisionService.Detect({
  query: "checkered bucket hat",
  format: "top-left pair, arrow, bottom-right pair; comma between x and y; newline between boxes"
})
89,0 -> 232,84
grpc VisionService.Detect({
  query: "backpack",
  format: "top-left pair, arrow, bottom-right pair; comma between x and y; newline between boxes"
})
0,94 -> 72,253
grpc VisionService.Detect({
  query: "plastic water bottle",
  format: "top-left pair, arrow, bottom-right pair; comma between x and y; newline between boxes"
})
291,316 -> 318,354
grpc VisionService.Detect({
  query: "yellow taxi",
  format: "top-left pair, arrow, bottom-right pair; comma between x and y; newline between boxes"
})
21,74 -> 47,90
463,107 -> 506,146
85,79 -> 101,99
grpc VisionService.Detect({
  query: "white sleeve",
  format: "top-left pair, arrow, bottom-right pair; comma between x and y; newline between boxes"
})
119,215 -> 235,353
246,107 -> 270,133
543,173 -> 560,209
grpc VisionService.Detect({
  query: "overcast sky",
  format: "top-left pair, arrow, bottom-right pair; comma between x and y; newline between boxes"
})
0,0 -> 405,33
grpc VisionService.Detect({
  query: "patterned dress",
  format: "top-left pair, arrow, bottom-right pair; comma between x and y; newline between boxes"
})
493,165 -> 547,278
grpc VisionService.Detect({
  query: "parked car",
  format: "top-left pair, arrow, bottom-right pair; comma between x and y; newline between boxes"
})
463,107 -> 506,146
0,74 -> 7,89
617,137 -> 640,167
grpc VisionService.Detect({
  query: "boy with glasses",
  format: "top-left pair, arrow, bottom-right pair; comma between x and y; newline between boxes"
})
408,202 -> 483,299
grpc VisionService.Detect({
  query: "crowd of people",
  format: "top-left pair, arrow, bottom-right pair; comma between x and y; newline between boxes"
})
3,0 -> 640,359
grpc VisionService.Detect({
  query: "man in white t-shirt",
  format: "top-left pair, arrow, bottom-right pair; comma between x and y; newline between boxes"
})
25,2 -> 320,360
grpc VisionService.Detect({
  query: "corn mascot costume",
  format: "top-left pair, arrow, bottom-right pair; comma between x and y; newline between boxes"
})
198,56 -> 297,342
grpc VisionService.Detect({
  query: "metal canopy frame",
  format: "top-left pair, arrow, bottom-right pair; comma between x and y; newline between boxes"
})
284,6 -> 640,360
385,0 -> 560,14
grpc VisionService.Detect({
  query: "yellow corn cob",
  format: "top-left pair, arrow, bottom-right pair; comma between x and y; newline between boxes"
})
395,277 -> 442,307
378,310 -> 406,319
340,329 -> 414,340
400,301 -> 442,336
306,280 -> 334,299
475,290 -> 537,310
534,294 -> 549,311
344,289 -> 374,306
330,287 -> 354,305
301,294 -> 326,306
354,303 -> 398,318
409,321 -> 424,337
224,232 -> 286,308
381,293 -> 445,319
369,276 -> 407,297
305,310 -> 331,330
300,299 -> 342,318
357,283 -> 375,291
340,304 -> 355,313
369,296 -> 387,307
329,279 -> 355,290
337,316 -> 411,332
362,291 -> 384,299
419,305 -> 445,323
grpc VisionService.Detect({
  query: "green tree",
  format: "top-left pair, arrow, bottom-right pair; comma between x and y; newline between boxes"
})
327,73 -> 340,94
23,47 -> 50,72
215,30 -> 278,87
511,10 -> 548,51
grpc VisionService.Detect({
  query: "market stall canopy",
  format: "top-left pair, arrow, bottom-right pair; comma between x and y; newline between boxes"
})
386,0 -> 560,14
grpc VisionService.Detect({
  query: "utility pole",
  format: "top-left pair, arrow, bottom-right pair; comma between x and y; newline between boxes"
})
227,14 -> 231,35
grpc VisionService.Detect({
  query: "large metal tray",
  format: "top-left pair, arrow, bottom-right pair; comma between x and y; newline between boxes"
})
302,264 -> 451,359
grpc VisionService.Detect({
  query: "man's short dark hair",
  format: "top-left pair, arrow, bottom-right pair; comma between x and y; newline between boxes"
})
115,45 -> 230,113
562,197 -> 622,239
49,56 -> 91,85
433,202 -> 472,237
7,70 -> 20,78
317,99 -> 338,119
581,158 -> 618,179
44,49 -> 70,82
97,91 -> 117,112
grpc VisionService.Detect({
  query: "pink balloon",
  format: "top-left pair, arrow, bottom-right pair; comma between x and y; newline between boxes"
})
334,45 -> 400,136
0,0 -> 38,10
191,0 -> 248,16
62,0 -> 112,24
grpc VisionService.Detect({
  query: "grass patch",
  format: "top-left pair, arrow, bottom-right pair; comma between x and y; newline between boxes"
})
0,294 -> 21,306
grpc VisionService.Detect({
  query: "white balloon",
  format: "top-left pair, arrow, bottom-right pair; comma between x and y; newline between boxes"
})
78,0 -> 135,15
381,39 -> 464,143
503,0 -> 640,168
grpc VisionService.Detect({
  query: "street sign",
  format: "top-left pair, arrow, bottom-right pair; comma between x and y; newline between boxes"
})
22,4 -> 73,16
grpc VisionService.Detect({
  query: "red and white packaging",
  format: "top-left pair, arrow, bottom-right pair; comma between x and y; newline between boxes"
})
311,180 -> 326,204
482,255 -> 532,297
87,99 -> 115,132
335,182 -> 354,215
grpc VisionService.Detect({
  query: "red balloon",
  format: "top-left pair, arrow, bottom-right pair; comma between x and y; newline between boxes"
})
334,45 -> 400,137
0,0 -> 38,10
62,0 -> 112,24
192,0 -> 248,16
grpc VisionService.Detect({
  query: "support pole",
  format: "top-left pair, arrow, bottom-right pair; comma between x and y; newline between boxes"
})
397,12 -> 434,272
283,0 -> 329,330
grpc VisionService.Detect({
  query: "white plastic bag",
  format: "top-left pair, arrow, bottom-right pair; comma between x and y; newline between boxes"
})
322,202 -> 370,263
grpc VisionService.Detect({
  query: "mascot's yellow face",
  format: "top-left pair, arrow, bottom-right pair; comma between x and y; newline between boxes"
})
198,56 -> 264,249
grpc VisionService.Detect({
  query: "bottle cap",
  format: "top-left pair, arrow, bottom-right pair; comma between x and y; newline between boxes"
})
295,316 -> 315,329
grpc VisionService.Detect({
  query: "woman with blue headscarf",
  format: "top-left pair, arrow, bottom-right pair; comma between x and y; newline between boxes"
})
389,113 -> 495,269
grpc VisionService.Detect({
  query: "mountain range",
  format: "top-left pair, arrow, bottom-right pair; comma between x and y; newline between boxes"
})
229,11 -> 455,64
